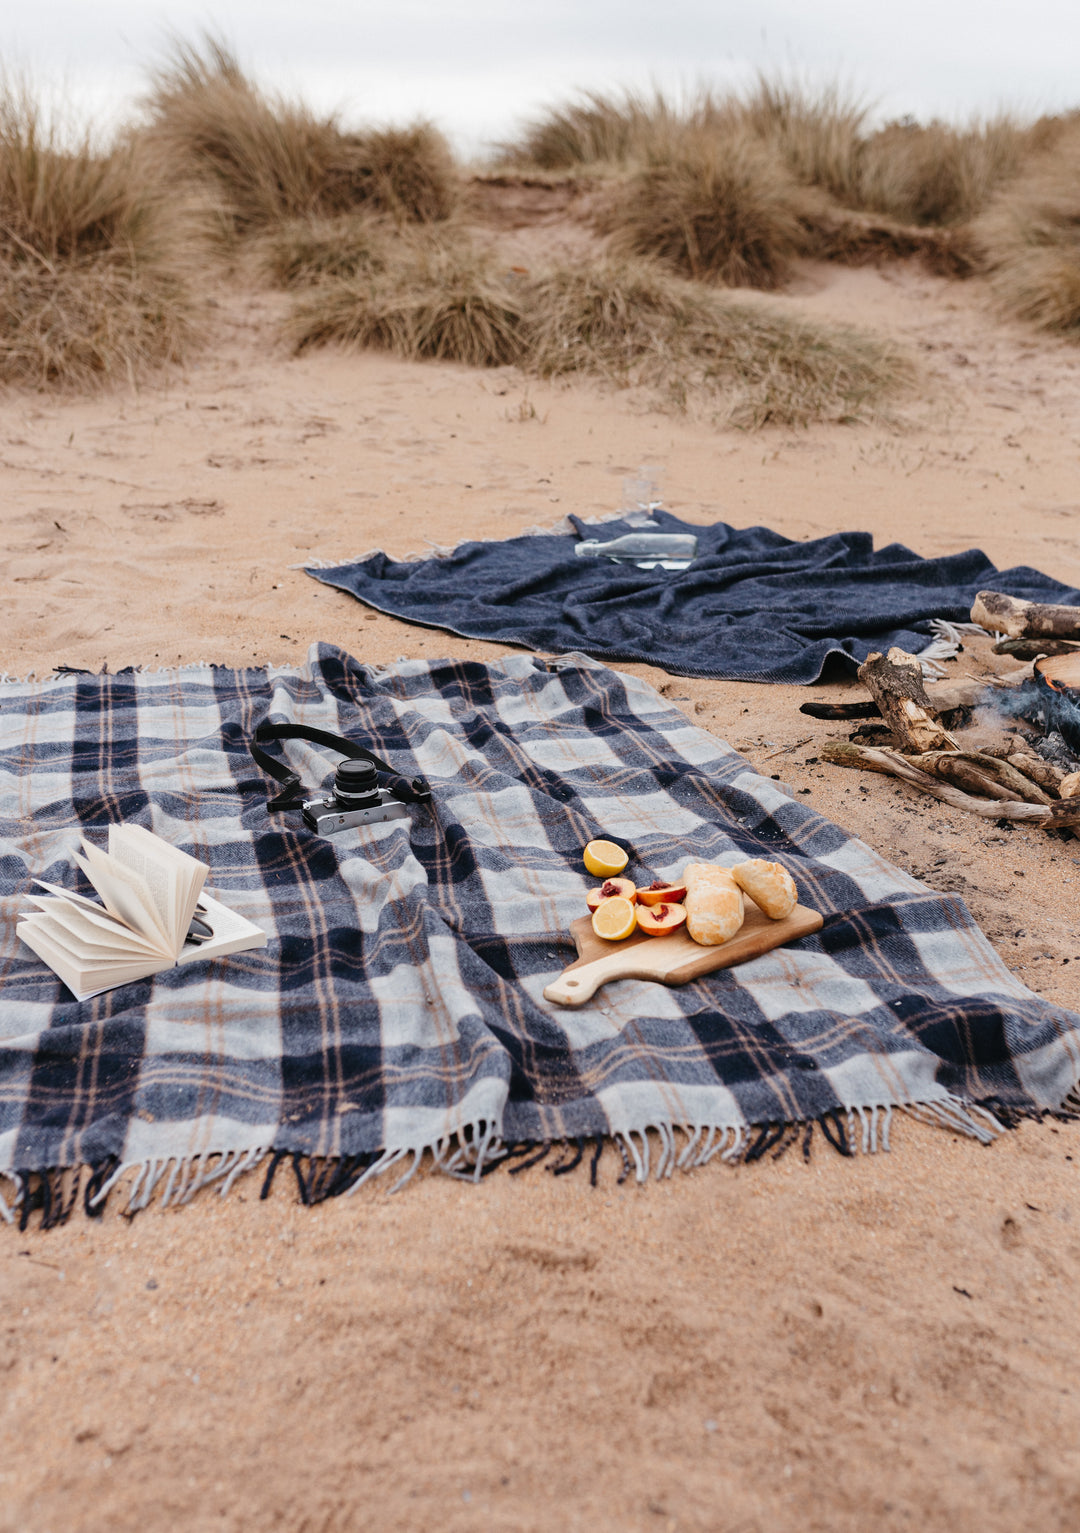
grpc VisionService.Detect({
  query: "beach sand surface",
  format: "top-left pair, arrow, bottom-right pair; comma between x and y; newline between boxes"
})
4,261 -> 1080,1531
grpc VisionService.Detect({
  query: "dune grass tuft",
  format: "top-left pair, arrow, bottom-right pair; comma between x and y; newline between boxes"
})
142,37 -> 457,236
603,128 -> 807,289
500,82 -> 1057,260
497,89 -> 678,172
0,83 -> 194,388
289,239 -> 911,427
288,231 -> 526,365
260,213 -> 394,287
738,78 -> 868,205
0,261 -> 190,389
324,124 -> 457,223
857,117 -> 1034,226
141,37 -> 337,233
522,257 -> 911,426
976,121 -> 1080,333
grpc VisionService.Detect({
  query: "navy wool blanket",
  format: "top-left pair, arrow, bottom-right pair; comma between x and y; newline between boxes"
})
3,645 -> 1080,1224
307,509 -> 1080,684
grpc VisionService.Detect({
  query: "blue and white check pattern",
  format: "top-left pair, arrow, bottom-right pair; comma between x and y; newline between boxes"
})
2,644 -> 1078,1208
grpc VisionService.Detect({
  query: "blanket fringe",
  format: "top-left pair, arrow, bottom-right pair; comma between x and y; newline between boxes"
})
917,619 -> 988,679
1,660 -> 303,687
0,1091 -> 1031,1226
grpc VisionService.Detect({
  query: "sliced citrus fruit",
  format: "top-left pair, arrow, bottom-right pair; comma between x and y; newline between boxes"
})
583,839 -> 629,879
591,895 -> 637,942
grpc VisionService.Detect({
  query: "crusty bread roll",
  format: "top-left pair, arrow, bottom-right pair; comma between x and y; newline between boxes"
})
683,863 -> 745,946
730,859 -> 797,920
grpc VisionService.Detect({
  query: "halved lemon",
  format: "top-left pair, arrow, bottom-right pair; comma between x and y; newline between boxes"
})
583,839 -> 629,879
591,895 -> 637,942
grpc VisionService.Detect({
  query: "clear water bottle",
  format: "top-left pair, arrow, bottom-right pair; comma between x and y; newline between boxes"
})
574,532 -> 698,570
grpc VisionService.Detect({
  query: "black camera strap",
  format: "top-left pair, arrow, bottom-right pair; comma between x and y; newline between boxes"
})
249,721 -> 432,812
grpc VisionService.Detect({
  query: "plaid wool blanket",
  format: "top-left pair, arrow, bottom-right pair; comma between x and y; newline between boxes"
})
2,645 -> 1079,1221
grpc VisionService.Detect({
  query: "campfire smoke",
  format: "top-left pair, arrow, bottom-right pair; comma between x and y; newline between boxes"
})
975,673 -> 1080,774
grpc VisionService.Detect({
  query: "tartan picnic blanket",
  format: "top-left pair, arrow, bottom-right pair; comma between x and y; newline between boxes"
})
3,643 -> 1080,1221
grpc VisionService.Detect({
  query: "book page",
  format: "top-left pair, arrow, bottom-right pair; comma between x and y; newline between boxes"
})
35,879 -> 132,919
18,918 -> 166,1001
108,826 -> 207,956
26,896 -> 163,957
175,891 -> 268,966
74,840 -> 171,954
20,909 -> 134,966
106,827 -> 177,942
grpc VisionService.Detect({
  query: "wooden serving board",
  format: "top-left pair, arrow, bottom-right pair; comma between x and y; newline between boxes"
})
543,899 -> 823,1007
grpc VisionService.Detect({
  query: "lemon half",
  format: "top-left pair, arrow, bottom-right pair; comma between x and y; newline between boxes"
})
583,839 -> 629,879
591,895 -> 637,942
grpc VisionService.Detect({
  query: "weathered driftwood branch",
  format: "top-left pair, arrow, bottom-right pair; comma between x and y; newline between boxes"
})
993,636 -> 1080,661
1036,651 -> 1080,691
820,739 -> 1080,826
857,648 -> 958,754
923,682 -> 986,711
799,700 -> 882,720
903,751 -> 1051,804
981,735 -> 1065,795
973,590 -> 1080,641
799,675 -> 1030,725
799,678 -> 994,723
965,754 -> 1053,804
927,677 -> 1030,707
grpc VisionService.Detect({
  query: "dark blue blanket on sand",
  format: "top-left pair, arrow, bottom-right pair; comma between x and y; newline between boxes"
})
308,510 -> 1080,684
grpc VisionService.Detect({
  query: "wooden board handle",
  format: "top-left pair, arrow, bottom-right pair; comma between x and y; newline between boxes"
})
543,949 -> 651,1007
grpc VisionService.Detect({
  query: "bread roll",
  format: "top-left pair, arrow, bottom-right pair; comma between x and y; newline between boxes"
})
730,859 -> 797,920
683,863 -> 744,945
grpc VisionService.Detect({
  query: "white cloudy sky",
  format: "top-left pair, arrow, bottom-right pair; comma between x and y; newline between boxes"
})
7,1 -> 1080,155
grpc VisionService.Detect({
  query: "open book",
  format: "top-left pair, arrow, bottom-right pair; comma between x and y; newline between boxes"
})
18,824 -> 267,1002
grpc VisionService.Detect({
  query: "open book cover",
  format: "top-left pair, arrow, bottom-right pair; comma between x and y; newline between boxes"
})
17,824 -> 267,1002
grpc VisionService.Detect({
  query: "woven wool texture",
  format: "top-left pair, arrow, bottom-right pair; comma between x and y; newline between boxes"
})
2,645 -> 1079,1210
306,509 -> 1080,683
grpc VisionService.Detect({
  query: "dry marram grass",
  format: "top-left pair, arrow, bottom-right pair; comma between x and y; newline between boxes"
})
857,117 -> 1036,226
603,128 -> 807,289
523,258 -> 912,426
500,83 -> 1062,246
141,38 -> 457,236
497,89 -> 680,172
976,120 -> 1080,334
260,213 -> 394,287
289,239 -> 911,427
288,231 -> 525,366
11,38 -> 1080,398
738,79 -> 868,206
0,84 -> 194,388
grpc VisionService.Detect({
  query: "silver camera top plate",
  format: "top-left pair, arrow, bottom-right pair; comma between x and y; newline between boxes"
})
301,789 -> 410,835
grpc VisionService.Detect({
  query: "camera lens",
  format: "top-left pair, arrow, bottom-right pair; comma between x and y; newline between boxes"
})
334,758 -> 381,809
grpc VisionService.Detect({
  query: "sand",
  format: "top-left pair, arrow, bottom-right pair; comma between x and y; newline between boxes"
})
4,259 -> 1080,1531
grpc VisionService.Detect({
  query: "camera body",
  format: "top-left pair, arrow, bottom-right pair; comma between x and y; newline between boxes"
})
300,757 -> 411,835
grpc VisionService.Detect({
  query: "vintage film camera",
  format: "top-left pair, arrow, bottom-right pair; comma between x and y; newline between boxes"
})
250,721 -> 431,836
301,755 -> 410,834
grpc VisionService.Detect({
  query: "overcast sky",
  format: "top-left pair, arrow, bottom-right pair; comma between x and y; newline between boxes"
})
8,1 -> 1080,155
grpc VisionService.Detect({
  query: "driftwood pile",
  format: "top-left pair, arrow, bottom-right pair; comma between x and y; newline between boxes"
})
803,589 -> 1080,833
